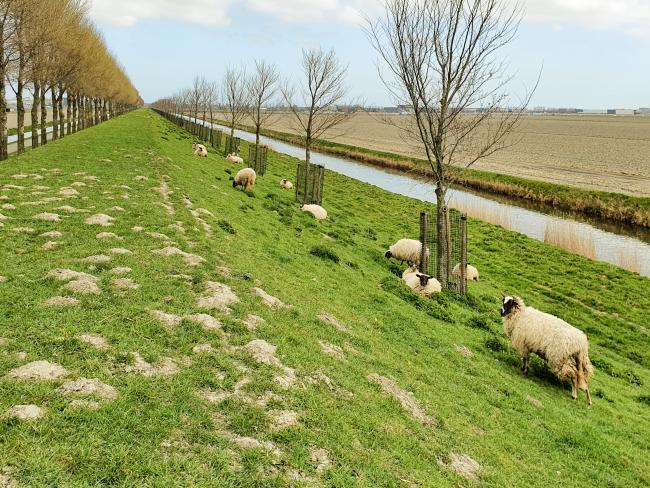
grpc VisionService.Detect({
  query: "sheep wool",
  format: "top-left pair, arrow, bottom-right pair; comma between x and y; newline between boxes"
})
280,179 -> 293,190
385,239 -> 427,266
232,168 -> 256,191
452,263 -> 480,281
501,296 -> 593,405
192,143 -> 208,157
301,204 -> 327,221
402,266 -> 441,296
226,153 -> 244,164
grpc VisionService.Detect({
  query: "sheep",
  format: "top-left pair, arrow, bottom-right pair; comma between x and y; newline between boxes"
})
402,265 -> 442,296
280,179 -> 293,190
452,263 -> 480,281
301,204 -> 327,221
232,168 -> 256,191
192,143 -> 208,158
226,153 -> 244,164
385,239 -> 428,266
501,295 -> 593,406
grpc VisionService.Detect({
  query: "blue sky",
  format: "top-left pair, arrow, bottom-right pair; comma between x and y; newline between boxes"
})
90,0 -> 650,109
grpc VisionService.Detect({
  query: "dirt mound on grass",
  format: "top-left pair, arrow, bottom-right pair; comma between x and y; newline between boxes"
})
6,360 -> 68,380
84,214 -> 114,226
367,373 -> 436,427
4,404 -> 45,421
250,287 -> 287,308
57,378 -> 118,400
438,452 -> 481,481
44,296 -> 79,307
196,282 -> 239,312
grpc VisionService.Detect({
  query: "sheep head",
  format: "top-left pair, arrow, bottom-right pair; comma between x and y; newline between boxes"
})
416,273 -> 432,287
501,295 -> 524,317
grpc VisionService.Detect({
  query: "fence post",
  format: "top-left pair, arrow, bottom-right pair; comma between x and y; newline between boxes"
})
419,212 -> 429,274
460,213 -> 468,295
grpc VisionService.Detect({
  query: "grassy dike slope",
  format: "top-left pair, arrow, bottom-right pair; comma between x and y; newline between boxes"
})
0,109 -> 648,487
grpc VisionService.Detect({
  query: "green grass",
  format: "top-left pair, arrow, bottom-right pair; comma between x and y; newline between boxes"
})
0,109 -> 648,487
212,118 -> 650,228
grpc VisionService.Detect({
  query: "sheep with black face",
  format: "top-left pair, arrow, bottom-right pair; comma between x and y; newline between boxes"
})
402,265 -> 441,296
385,239 -> 428,267
232,168 -> 256,191
501,295 -> 593,406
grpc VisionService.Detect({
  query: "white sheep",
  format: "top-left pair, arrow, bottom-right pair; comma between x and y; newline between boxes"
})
232,168 -> 256,191
280,179 -> 293,190
301,204 -> 327,220
385,239 -> 428,266
192,143 -> 208,157
226,153 -> 244,164
452,263 -> 480,281
501,295 -> 593,406
402,265 -> 442,296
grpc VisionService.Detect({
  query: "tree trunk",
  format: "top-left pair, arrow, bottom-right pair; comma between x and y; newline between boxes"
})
58,89 -> 64,137
435,186 -> 448,286
305,135 -> 311,164
31,81 -> 40,149
0,25 -> 6,161
66,91 -> 71,135
51,88 -> 58,140
256,125 -> 260,147
40,87 -> 47,145
72,94 -> 77,133
16,78 -> 24,153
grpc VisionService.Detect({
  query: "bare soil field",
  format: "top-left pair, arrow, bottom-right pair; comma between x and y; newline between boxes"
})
257,113 -> 650,196
6,111 -> 53,129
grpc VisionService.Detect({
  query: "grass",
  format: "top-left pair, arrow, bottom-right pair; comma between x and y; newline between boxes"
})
212,118 -> 650,228
0,109 -> 649,487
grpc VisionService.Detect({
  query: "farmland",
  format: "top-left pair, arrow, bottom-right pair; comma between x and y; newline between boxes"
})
258,112 -> 650,197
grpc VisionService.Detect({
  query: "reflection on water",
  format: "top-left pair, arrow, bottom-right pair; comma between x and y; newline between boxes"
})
193,116 -> 650,278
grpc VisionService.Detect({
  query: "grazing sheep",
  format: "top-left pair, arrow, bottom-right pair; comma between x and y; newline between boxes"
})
301,204 -> 327,221
232,168 -> 256,191
452,263 -> 480,281
280,179 -> 293,190
385,239 -> 428,266
402,265 -> 441,296
192,143 -> 208,157
226,153 -> 244,164
501,295 -> 593,406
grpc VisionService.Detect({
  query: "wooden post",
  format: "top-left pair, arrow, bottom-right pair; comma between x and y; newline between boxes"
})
460,214 -> 468,295
419,211 -> 429,274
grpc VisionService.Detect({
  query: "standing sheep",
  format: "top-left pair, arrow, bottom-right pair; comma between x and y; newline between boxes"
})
385,239 -> 428,267
280,179 -> 293,190
402,265 -> 441,296
226,153 -> 244,164
232,168 -> 256,191
301,204 -> 327,221
452,263 -> 480,281
192,143 -> 208,157
501,295 -> 593,406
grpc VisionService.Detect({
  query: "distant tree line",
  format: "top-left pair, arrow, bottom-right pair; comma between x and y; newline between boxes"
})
0,0 -> 141,159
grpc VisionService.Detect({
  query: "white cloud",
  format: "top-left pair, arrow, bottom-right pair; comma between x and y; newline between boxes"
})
517,0 -> 650,38
89,0 -> 650,38
89,0 -> 378,27
89,0 -> 237,27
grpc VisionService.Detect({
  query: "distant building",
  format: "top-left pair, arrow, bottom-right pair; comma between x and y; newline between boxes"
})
608,109 -> 635,115
638,107 -> 650,114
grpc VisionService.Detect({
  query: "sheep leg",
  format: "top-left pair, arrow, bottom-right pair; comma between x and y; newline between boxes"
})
571,378 -> 578,401
585,386 -> 592,407
521,353 -> 529,374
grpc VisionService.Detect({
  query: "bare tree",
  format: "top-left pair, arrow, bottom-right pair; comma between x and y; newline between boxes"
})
247,59 -> 278,147
367,0 -> 534,283
221,66 -> 249,149
188,75 -> 204,128
281,48 -> 353,164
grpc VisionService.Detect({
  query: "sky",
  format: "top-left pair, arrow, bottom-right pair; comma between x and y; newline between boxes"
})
88,0 -> 650,109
